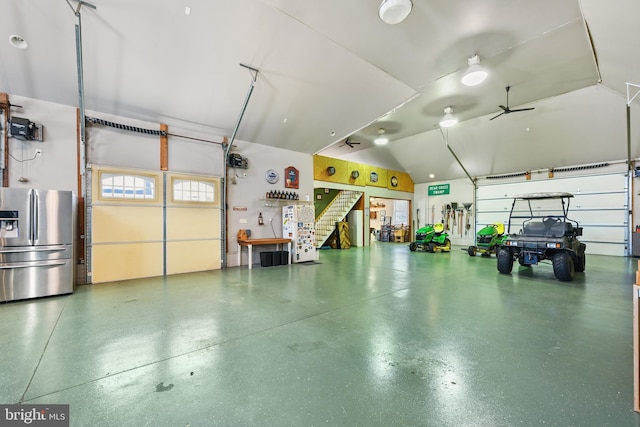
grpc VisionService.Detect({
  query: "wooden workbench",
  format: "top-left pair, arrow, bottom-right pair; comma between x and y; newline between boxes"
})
237,238 -> 292,269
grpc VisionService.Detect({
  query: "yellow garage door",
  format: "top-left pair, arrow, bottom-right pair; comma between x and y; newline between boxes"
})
89,166 -> 221,283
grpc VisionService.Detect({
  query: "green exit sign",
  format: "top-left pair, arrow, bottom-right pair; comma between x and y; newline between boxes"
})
428,183 -> 450,196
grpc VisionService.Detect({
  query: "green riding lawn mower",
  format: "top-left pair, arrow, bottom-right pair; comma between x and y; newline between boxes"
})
409,223 -> 451,253
468,223 -> 507,257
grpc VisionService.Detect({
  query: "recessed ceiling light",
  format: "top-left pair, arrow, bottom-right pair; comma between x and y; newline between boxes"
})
429,173 -> 435,179
184,6 -> 191,15
379,0 -> 413,25
283,118 -> 288,123
9,34 -> 28,50
330,131 -> 336,136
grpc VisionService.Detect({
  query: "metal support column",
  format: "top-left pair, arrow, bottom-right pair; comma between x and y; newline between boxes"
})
221,63 -> 259,268
66,0 -> 96,283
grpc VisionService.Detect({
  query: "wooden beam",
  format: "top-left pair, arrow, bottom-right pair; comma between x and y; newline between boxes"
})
160,123 -> 168,171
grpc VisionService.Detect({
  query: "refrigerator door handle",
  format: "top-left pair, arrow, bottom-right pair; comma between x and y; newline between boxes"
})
32,189 -> 39,243
0,260 -> 67,269
0,245 -> 69,254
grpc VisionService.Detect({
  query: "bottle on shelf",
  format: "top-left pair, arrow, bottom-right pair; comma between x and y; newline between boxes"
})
258,212 -> 264,225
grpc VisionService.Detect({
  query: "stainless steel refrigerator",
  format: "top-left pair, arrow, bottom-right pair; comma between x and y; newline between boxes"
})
0,188 -> 75,302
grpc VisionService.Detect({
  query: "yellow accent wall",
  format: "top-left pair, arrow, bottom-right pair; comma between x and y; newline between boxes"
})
314,155 -> 414,192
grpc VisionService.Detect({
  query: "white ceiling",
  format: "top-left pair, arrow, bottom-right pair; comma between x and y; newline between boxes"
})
1,0 -> 639,183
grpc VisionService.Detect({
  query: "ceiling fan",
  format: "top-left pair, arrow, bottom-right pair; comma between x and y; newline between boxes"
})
339,137 -> 361,148
490,86 -> 535,120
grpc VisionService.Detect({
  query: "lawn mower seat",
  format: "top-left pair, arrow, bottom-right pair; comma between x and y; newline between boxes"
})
493,223 -> 505,236
433,222 -> 444,234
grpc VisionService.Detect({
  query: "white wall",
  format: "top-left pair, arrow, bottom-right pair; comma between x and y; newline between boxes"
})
226,141 -> 313,266
414,178 -> 475,247
2,95 -> 315,269
2,95 -> 78,192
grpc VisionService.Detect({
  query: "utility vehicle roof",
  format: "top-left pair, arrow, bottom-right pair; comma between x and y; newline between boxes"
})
512,192 -> 574,200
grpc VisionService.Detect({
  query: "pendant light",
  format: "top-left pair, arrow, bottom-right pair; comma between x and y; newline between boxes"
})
439,107 -> 458,128
374,128 -> 389,145
461,54 -> 488,87
378,0 -> 413,25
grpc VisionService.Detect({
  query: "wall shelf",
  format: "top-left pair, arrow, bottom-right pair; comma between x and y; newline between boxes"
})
261,198 -> 312,207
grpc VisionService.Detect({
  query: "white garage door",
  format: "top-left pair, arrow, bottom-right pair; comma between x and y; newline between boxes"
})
476,172 -> 628,256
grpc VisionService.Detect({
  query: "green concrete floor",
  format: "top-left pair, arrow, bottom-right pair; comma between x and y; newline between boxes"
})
1,242 -> 639,426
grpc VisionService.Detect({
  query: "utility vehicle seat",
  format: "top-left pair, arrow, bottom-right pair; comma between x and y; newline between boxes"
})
523,222 -> 546,236
548,221 -> 574,237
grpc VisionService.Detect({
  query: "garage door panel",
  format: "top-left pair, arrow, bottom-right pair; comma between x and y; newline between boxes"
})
92,243 -> 163,283
572,192 -> 626,209
93,206 -> 163,243
166,208 -> 220,240
476,172 -> 628,256
166,240 -> 221,274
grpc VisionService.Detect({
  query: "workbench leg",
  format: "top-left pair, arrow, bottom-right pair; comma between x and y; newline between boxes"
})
287,242 -> 291,264
238,243 -> 241,268
248,244 -> 253,270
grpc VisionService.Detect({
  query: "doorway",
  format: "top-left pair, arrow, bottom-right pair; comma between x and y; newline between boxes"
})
369,197 -> 411,244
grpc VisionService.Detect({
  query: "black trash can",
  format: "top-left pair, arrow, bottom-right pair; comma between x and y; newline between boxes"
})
278,250 -> 289,265
260,251 -> 274,267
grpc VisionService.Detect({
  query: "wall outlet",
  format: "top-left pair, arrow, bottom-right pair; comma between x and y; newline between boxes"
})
35,149 -> 42,156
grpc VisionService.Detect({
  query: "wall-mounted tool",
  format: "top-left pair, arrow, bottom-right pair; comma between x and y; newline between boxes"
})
227,153 -> 248,169
9,117 -> 43,141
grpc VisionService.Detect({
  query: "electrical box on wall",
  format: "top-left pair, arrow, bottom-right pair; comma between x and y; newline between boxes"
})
9,117 -> 43,142
227,153 -> 248,169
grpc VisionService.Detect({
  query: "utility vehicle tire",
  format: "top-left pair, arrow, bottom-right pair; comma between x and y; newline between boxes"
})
553,252 -> 575,281
468,246 -> 477,256
409,242 -> 417,252
575,252 -> 586,272
497,248 -> 514,274
443,239 -> 451,252
428,242 -> 436,253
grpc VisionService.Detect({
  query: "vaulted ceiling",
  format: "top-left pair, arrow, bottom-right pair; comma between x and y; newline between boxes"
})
2,0 -> 639,183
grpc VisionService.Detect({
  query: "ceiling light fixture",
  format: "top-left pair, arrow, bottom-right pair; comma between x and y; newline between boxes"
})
378,0 -> 413,25
374,128 -> 389,145
461,54 -> 488,87
9,34 -> 28,50
439,107 -> 458,128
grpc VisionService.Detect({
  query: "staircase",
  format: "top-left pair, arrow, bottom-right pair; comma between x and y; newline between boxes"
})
315,190 -> 362,248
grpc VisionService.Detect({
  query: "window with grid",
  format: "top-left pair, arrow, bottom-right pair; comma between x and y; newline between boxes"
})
172,178 -> 216,203
100,173 -> 156,200
393,200 -> 409,225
